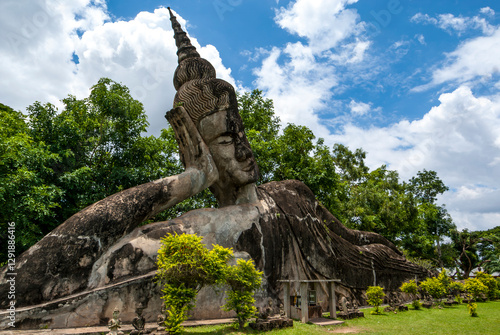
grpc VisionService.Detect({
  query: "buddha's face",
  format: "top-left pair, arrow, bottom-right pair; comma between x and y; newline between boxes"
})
199,109 -> 258,188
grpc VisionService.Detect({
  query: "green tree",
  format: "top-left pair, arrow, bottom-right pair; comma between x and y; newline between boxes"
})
404,170 -> 455,267
341,166 -> 419,242
476,227 -> 500,275
0,103 -> 63,263
155,233 -> 233,334
332,143 -> 369,185
408,169 -> 449,204
451,229 -> 481,279
223,259 -> 263,329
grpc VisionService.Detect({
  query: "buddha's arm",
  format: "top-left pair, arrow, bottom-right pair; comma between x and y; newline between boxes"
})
51,106 -> 217,237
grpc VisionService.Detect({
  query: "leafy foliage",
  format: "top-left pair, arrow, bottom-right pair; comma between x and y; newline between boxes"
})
366,286 -> 385,314
0,103 -> 63,263
222,259 -> 263,329
155,233 -> 233,334
400,280 -> 421,309
449,228 -> 500,279
467,301 -> 478,317
474,272 -> 499,300
419,277 -> 446,301
464,278 -> 488,301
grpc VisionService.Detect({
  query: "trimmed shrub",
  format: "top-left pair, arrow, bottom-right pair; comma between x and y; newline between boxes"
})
420,277 -> 446,301
464,277 -> 488,301
475,272 -> 499,300
367,286 -> 385,315
223,259 -> 263,329
400,280 -> 421,310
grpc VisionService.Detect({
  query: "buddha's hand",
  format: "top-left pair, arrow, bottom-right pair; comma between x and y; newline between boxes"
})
166,106 -> 219,187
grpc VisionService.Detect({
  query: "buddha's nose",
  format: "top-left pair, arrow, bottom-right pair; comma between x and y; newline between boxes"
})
235,137 -> 253,162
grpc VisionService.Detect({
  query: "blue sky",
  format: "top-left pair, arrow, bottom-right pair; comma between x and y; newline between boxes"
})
1,0 -> 499,232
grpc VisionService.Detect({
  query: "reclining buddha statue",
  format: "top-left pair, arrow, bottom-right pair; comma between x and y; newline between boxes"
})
0,8 -> 429,329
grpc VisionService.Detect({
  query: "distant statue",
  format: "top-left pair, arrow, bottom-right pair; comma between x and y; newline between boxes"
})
0,7 -> 430,328
107,307 -> 124,335
130,304 -> 146,335
340,297 -> 348,314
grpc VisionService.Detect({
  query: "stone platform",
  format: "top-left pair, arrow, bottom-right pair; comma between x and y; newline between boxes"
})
309,318 -> 345,326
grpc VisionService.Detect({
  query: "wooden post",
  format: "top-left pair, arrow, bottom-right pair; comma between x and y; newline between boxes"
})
300,281 -> 308,323
283,282 -> 291,318
329,281 -> 337,319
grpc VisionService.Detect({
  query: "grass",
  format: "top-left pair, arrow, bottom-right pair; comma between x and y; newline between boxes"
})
183,300 -> 500,334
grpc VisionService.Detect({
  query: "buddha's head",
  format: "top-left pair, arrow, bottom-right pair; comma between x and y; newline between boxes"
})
166,8 -> 259,205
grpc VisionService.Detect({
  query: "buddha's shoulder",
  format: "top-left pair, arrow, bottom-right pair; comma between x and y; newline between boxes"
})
257,179 -> 316,203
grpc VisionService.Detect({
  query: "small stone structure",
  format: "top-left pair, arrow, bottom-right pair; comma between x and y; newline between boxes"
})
279,279 -> 340,323
444,295 -> 459,306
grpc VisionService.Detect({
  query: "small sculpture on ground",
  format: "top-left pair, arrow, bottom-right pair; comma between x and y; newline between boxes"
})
422,295 -> 434,308
338,296 -> 364,319
249,299 -> 293,331
341,296 -> 348,314
279,303 -> 286,317
130,304 -> 147,335
107,307 -> 124,335
444,295 -> 458,306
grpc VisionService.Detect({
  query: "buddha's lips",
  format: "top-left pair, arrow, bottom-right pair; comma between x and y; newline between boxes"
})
242,161 -> 256,172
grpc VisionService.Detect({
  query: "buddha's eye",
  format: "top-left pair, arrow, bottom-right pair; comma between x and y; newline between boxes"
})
217,135 -> 233,145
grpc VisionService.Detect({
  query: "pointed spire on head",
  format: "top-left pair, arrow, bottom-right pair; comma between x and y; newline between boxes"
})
168,7 -> 217,91
168,7 -> 200,63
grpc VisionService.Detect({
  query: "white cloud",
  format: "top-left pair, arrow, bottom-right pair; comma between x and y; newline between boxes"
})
274,0 -> 363,54
253,43 -> 336,138
411,11 -> 495,36
415,34 -> 426,45
480,7 -> 495,16
254,0 -> 370,138
328,39 -> 371,64
330,86 -> 500,231
0,1 -> 235,136
349,100 -> 371,116
414,27 -> 500,90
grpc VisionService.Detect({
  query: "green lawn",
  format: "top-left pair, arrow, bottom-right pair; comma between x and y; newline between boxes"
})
184,301 -> 500,334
